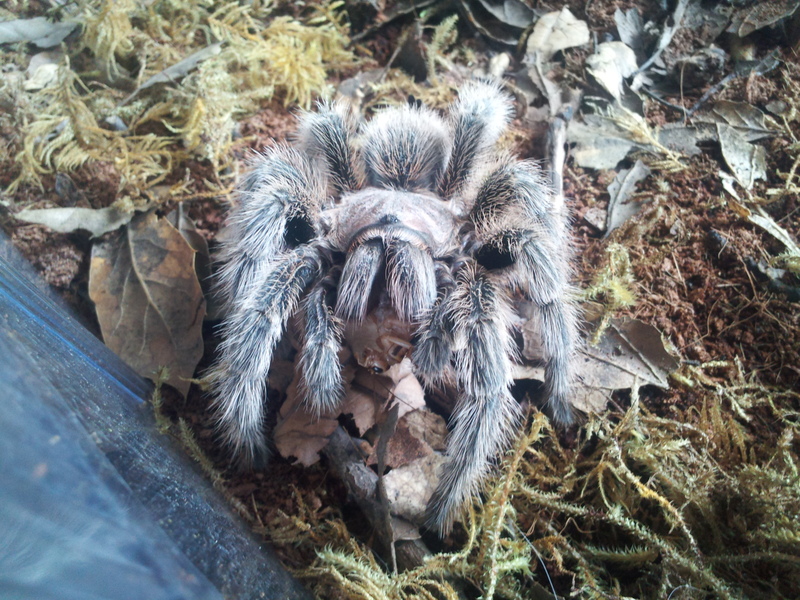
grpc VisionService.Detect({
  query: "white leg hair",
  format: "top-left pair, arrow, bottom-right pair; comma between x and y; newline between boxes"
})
471,161 -> 578,427
334,239 -> 383,322
411,263 -> 457,386
385,238 -> 437,321
214,146 -> 324,308
294,100 -> 360,195
298,277 -> 345,414
425,262 -> 522,535
360,103 -> 452,192
440,79 -> 512,199
208,247 -> 322,467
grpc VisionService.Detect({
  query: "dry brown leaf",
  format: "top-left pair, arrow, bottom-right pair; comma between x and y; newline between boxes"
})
709,101 -> 774,139
519,309 -> 679,414
567,115 -> 638,170
606,159 -> 651,235
615,7 -> 648,55
573,319 -> 679,413
276,356 -> 426,465
89,211 -> 205,396
586,41 -> 638,101
367,408 -> 447,469
274,374 -> 340,467
15,204 -> 137,238
717,123 -> 767,189
730,0 -> 800,37
339,384 -> 382,436
339,357 -> 426,436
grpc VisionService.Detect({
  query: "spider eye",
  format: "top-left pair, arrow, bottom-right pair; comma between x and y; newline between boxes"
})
475,243 -> 514,270
284,215 -> 315,248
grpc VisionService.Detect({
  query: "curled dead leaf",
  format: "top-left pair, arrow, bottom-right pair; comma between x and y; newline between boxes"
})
567,115 -> 638,170
717,123 -> 767,189
367,408 -> 448,469
15,204 -> 137,238
606,159 -> 651,235
519,305 -> 679,414
586,41 -> 638,102
89,211 -> 205,396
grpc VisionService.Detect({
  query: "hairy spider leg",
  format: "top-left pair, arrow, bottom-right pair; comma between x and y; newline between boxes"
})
295,100 -> 360,195
335,232 -> 438,323
411,262 -> 456,384
298,276 -> 345,414
214,146 -> 324,308
334,239 -> 383,322
439,79 -> 512,199
360,103 -> 451,192
425,262 -> 522,535
209,247 -> 322,468
472,162 -> 577,427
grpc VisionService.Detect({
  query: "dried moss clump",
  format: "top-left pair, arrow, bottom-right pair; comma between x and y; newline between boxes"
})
4,0 -> 359,200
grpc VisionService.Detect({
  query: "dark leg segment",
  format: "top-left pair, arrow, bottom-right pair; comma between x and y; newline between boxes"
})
361,104 -> 451,192
439,80 -> 511,199
295,101 -> 359,194
334,239 -> 383,322
215,146 -> 323,307
471,162 -> 554,234
538,300 -> 577,427
412,263 -> 457,384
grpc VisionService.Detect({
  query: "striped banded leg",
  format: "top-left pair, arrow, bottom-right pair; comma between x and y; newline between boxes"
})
360,103 -> 451,192
439,80 -> 512,199
296,100 -> 360,194
298,275 -> 344,414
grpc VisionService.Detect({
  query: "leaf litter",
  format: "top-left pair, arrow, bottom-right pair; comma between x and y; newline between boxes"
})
88,210 -> 205,397
3,0 -> 800,598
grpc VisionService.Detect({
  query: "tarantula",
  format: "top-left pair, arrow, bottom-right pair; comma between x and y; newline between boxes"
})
208,81 -> 578,535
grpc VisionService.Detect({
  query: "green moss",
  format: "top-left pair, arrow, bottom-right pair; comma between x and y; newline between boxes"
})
581,242 -> 638,344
